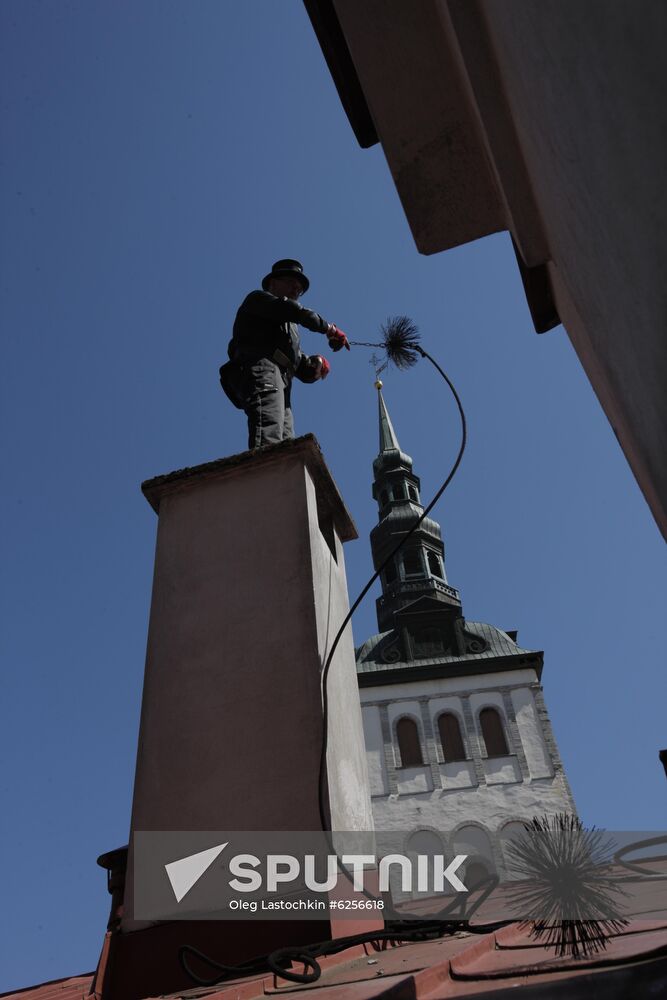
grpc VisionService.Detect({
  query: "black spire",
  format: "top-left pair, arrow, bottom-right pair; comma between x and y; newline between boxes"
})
370,385 -> 461,632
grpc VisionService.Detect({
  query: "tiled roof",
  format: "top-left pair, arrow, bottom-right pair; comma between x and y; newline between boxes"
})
1,974 -> 93,1000
7,921 -> 667,999
356,621 -> 541,676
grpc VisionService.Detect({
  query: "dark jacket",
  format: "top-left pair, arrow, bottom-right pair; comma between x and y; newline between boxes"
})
229,290 -> 330,374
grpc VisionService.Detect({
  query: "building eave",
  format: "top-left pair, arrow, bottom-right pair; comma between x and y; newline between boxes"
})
357,651 -> 544,688
302,0 -> 378,148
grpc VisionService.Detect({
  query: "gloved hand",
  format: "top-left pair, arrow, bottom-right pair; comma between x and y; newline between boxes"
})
298,355 -> 330,383
327,324 -> 350,352
316,355 -> 330,380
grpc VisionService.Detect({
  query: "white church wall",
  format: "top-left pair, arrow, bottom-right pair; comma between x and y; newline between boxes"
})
468,689 -> 506,720
439,759 -> 477,790
370,779 -> 574,839
483,756 -> 522,784
360,670 -> 575,852
396,766 -> 432,795
361,668 -> 538,704
361,705 -> 388,795
511,687 -> 554,779
386,699 -> 423,732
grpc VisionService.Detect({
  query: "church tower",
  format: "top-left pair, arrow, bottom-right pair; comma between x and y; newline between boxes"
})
357,387 -> 576,891
370,390 -> 462,635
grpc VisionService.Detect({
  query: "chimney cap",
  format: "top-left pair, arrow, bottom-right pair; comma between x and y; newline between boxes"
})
96,845 -> 128,871
141,435 -> 357,541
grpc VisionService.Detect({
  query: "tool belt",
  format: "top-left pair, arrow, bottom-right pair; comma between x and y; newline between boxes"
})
219,361 -> 246,409
219,351 -> 295,410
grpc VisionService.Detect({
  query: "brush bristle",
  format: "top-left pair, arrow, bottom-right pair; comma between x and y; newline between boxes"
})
380,316 -> 420,370
504,813 -> 629,959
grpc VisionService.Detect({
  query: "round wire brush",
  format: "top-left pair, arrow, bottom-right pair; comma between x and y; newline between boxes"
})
351,315 -> 422,369
380,315 -> 421,369
503,813 -> 629,959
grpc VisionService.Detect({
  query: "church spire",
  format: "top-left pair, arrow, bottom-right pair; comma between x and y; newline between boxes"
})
378,389 -> 400,453
370,383 -> 461,632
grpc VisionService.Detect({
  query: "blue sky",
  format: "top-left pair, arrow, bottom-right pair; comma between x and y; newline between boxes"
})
1,1 -> 665,990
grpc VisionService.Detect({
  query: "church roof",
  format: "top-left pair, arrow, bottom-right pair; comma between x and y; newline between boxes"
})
356,620 -> 542,682
9,913 -> 667,999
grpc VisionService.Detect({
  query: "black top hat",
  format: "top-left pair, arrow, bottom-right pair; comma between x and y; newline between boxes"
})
261,258 -> 310,293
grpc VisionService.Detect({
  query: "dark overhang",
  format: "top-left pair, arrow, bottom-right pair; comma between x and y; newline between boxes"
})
302,0 -> 378,148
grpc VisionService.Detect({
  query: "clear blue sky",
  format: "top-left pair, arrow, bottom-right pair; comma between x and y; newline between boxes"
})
1,1 -> 665,991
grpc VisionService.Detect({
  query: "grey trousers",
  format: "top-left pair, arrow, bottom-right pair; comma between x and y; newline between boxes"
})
243,359 -> 294,449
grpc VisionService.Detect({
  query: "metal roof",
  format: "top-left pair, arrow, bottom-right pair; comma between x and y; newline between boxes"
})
356,620 -> 541,677
378,390 -> 401,453
7,918 -> 667,999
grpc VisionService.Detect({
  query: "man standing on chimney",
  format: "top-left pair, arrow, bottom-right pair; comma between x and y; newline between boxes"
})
221,259 -> 350,449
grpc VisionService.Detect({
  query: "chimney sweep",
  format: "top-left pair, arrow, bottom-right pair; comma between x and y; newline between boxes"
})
221,258 -> 350,449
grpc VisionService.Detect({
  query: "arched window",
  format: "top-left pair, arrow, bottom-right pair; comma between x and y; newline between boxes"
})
392,483 -> 405,500
500,822 -> 530,874
464,860 -> 490,890
408,484 -> 419,502
427,550 -> 443,578
453,826 -> 495,890
406,829 -> 443,855
438,713 -> 466,762
396,717 -> 423,767
479,707 -> 509,757
402,549 -> 423,578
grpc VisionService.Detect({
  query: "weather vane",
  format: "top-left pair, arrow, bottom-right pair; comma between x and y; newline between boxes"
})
369,352 -> 387,388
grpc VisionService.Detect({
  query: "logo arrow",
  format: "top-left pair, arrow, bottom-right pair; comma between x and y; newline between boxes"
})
165,842 -> 228,903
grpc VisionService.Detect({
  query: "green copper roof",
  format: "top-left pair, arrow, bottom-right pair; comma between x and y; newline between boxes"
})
356,620 -> 543,681
378,389 -> 400,453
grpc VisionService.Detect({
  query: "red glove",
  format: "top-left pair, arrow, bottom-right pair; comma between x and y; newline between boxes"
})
327,324 -> 350,352
297,355 -> 330,383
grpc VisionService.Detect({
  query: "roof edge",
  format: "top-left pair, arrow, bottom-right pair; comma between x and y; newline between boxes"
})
358,653 -> 543,687
302,0 -> 379,148
141,435 -> 358,542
